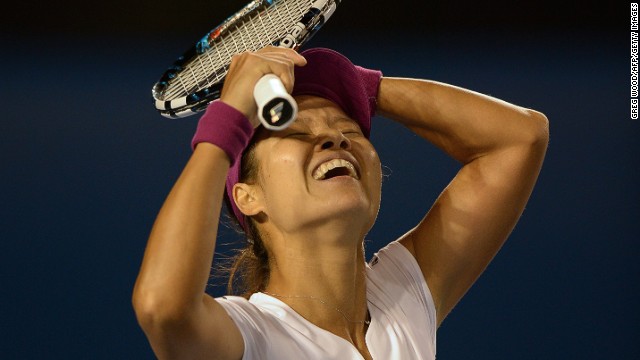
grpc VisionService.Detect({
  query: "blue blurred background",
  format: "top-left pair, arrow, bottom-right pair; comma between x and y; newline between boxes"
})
1,1 -> 636,358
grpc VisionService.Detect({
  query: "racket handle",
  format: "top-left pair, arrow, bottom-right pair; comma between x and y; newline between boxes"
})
254,74 -> 298,130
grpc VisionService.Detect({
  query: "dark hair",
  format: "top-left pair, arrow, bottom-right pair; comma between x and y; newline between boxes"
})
223,141 -> 271,298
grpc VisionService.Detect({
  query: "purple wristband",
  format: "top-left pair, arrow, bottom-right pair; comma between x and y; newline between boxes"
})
191,100 -> 255,166
355,65 -> 383,119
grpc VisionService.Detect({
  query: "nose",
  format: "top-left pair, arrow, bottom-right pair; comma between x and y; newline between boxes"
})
318,129 -> 351,151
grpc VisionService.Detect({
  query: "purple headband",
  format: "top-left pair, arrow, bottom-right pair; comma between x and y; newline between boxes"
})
226,47 -> 382,231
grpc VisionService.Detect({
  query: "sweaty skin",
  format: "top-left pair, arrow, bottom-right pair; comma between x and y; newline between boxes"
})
133,47 -> 548,360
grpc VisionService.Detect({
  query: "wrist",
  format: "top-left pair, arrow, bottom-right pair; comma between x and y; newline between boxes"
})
355,66 -> 383,117
191,101 -> 255,166
218,97 -> 261,128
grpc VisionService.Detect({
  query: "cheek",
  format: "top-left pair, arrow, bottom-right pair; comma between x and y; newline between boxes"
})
369,153 -> 383,198
361,144 -> 382,183
259,144 -> 308,198
365,147 -> 383,199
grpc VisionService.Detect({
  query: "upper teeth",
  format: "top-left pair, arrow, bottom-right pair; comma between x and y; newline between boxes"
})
313,159 -> 358,180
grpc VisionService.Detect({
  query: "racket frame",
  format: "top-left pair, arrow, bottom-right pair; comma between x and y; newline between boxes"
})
152,0 -> 340,119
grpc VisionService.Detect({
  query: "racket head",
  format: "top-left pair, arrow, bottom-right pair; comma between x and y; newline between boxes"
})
152,0 -> 340,119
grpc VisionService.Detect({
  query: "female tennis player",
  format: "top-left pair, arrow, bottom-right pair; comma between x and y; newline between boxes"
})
133,47 -> 549,359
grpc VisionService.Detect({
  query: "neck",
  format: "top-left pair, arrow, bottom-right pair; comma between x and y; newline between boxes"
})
263,222 -> 370,338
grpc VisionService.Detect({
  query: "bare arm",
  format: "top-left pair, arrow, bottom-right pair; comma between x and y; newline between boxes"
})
132,143 -> 245,359
131,48 -> 305,359
377,77 -> 549,326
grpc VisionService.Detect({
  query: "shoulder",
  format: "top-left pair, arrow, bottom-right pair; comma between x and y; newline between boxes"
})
216,295 -> 275,358
368,240 -> 426,288
218,294 -> 370,359
366,241 -> 439,356
217,295 -> 309,358
367,241 -> 438,341
368,241 -> 435,309
217,295 -> 260,317
217,295 -> 290,332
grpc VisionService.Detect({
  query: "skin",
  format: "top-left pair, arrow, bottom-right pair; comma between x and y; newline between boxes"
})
132,47 -> 549,360
234,96 -> 382,358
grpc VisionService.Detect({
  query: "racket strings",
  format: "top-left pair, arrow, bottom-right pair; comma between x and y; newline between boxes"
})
162,0 -> 314,101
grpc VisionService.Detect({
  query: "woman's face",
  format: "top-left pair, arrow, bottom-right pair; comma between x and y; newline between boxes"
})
245,96 -> 382,236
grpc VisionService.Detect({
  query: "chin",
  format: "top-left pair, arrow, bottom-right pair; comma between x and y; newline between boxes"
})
313,194 -> 378,231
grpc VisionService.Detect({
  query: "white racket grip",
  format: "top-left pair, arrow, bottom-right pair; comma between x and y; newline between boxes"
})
254,74 -> 298,131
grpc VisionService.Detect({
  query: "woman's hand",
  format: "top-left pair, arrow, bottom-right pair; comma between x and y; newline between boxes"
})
220,47 -> 307,126
132,47 -> 308,360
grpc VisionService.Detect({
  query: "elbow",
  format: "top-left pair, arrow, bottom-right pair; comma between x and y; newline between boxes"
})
521,109 -> 550,149
132,287 -> 167,331
132,285 -> 193,332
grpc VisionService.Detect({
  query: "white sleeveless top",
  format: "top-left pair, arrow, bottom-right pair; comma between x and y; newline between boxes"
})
217,241 -> 437,359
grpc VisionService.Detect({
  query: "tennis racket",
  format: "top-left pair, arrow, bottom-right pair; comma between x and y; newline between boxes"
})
152,0 -> 341,130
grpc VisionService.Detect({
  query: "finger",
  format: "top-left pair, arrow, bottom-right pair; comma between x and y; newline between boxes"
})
246,52 -> 298,93
262,57 -> 297,93
257,46 -> 307,66
220,49 -> 302,118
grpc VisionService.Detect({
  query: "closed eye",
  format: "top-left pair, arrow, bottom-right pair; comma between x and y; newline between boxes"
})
342,130 -> 363,137
284,132 -> 311,138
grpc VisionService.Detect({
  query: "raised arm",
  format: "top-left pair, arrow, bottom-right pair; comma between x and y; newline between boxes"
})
377,77 -> 549,326
133,142 -> 244,359
132,48 -> 305,359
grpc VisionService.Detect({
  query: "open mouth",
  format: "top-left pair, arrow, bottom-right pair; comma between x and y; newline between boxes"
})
312,159 -> 359,180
